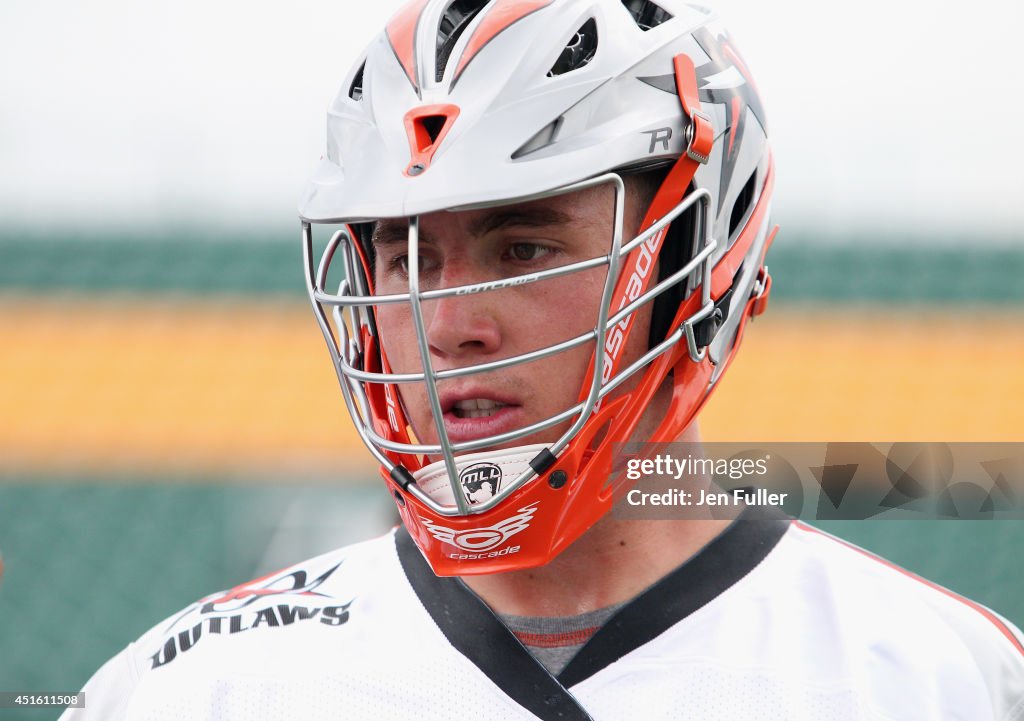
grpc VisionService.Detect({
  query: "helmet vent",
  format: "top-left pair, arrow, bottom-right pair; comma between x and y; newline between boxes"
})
349,61 -> 365,101
418,115 -> 448,146
436,0 -> 489,82
621,0 -> 673,31
511,116 -> 564,159
729,171 -> 757,239
547,18 -> 598,77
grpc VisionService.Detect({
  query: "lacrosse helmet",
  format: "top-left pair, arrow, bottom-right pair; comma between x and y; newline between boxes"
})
300,0 -> 776,575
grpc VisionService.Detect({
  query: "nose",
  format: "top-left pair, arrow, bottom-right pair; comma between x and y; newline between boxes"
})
423,276 -> 502,360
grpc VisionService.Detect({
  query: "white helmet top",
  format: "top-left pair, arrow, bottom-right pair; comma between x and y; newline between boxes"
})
300,0 -> 767,231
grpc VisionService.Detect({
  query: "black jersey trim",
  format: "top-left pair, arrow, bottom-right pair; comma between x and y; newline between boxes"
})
395,505 -> 788,710
558,505 -> 789,687
395,530 -> 596,721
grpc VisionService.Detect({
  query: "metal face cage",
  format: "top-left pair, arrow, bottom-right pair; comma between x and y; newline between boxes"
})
302,173 -> 715,517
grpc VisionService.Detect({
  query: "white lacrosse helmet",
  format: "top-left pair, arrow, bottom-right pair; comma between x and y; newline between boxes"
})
300,0 -> 776,575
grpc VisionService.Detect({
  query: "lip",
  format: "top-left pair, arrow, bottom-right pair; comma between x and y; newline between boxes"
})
437,388 -> 524,445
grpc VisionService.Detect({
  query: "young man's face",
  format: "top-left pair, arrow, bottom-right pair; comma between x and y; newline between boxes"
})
371,182 -> 652,453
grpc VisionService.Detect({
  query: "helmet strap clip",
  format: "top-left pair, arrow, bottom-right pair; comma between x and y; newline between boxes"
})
692,287 -> 733,349
673,54 -> 713,165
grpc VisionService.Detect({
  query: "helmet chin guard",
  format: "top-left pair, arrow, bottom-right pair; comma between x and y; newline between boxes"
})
300,0 -> 777,575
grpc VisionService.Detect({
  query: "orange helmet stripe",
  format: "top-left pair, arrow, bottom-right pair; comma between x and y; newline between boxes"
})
386,0 -> 431,90
453,0 -> 555,84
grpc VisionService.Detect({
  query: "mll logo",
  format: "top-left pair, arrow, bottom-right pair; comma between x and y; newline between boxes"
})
459,462 -> 503,504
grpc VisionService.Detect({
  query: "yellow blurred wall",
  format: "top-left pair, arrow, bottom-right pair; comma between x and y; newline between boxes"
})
2,299 -> 1021,478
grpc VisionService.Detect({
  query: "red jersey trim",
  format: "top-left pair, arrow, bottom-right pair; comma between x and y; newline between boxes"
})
513,627 -> 600,649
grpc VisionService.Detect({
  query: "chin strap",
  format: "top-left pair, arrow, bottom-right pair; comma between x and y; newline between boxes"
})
675,54 -> 715,165
639,54 -> 713,229
586,53 -> 714,403
751,263 -> 773,318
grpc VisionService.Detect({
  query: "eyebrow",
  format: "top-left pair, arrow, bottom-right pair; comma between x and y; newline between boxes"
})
371,221 -> 411,248
371,207 -> 573,248
467,207 -> 572,237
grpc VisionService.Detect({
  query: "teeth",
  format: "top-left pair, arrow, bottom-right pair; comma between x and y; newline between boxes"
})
454,398 -> 504,411
452,398 -> 507,418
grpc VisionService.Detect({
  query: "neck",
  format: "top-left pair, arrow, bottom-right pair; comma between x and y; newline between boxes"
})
462,421 -> 730,617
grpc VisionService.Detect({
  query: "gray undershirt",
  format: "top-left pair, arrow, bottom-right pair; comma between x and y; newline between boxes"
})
499,603 -> 625,676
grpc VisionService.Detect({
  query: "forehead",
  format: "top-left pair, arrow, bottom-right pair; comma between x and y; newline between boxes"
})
372,183 -> 615,246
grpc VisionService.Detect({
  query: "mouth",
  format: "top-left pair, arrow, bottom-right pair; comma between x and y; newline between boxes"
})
438,392 -> 524,445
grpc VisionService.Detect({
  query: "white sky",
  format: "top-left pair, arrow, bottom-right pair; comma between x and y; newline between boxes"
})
1,0 -> 1022,238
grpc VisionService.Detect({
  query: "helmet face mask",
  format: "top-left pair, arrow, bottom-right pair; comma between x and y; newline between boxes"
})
304,171 -> 713,498
369,178 -> 629,471
300,0 -> 776,575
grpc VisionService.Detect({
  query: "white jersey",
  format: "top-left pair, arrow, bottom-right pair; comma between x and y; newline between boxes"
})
63,509 -> 1024,721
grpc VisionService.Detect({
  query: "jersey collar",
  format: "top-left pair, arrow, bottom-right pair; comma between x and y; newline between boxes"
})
395,505 -> 789,719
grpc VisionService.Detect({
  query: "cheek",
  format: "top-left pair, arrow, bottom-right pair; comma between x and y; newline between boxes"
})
375,306 -> 416,372
374,306 -> 430,435
622,302 -> 654,360
524,268 -> 607,339
511,270 -> 607,385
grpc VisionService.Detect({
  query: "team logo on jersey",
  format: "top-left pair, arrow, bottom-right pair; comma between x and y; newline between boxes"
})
199,562 -> 343,614
422,503 -> 539,552
151,561 -> 354,671
459,462 -> 503,504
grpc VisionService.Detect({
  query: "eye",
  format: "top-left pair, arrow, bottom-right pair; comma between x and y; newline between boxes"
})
376,254 -> 410,278
507,243 -> 551,262
389,253 -> 439,277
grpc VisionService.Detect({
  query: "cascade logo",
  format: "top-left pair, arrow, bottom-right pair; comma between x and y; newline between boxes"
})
601,230 -> 664,387
384,384 -> 402,434
459,462 -> 502,504
422,502 -> 539,552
